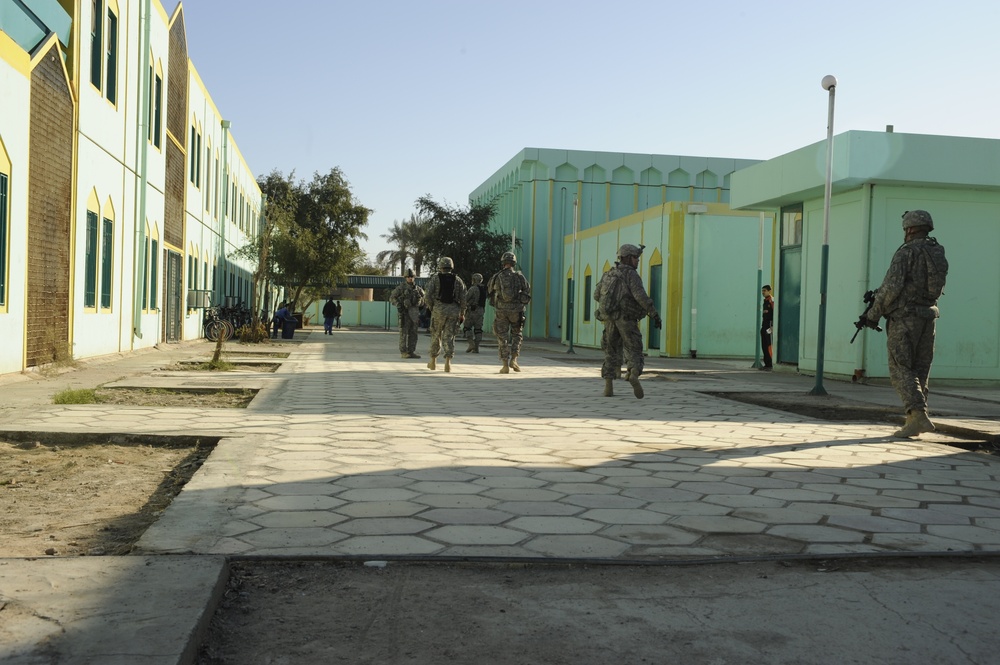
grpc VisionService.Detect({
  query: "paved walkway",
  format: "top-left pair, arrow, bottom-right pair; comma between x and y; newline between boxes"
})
4,327 -> 1000,663
8,327 -> 1000,560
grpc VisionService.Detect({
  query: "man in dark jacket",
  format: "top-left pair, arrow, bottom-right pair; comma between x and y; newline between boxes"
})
322,299 -> 336,335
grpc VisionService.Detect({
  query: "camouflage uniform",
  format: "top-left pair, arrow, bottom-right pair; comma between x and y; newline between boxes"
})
487,253 -> 531,373
389,273 -> 423,357
594,245 -> 660,398
867,210 -> 948,436
424,258 -> 467,366
463,274 -> 487,353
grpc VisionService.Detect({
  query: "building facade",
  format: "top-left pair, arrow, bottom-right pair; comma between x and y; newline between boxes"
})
0,0 -> 262,375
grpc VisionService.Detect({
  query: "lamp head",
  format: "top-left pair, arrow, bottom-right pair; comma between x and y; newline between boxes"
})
821,75 -> 837,91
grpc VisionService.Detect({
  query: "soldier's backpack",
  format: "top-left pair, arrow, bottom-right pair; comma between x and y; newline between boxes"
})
596,268 -> 626,319
495,270 -> 528,305
919,239 -> 948,302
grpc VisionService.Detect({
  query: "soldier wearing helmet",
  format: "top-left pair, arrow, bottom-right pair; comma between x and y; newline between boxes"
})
487,251 -> 532,374
423,257 -> 467,372
463,273 -> 487,353
593,243 -> 661,399
389,267 -> 424,358
866,210 -> 948,438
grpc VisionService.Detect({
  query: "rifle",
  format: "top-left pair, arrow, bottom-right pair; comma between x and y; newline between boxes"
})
850,289 -> 882,344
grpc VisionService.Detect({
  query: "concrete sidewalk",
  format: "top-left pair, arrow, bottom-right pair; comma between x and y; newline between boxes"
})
2,327 -> 1000,663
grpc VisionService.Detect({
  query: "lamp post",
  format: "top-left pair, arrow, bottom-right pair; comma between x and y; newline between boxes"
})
809,74 -> 837,396
567,193 -> 578,353
752,211 -> 765,369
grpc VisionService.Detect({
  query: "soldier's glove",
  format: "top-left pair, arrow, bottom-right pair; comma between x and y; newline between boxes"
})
653,314 -> 662,329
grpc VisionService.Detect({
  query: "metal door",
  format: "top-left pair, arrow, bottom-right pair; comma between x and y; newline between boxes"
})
165,250 -> 182,342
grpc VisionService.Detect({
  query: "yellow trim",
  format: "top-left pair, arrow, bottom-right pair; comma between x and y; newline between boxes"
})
101,197 -> 116,313
0,30 -> 31,76
602,260 -> 611,274
83,190 -> 100,314
666,207 -> 686,356
648,248 -> 663,266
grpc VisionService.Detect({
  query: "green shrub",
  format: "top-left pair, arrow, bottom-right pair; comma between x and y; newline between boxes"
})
53,388 -> 98,404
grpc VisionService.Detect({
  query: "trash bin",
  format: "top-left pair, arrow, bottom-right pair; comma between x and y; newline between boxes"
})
281,319 -> 296,339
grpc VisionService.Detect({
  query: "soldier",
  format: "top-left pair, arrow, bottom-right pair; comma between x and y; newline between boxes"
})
866,210 -> 948,438
424,257 -> 467,372
463,273 -> 487,353
594,243 -> 661,398
388,268 -> 423,359
487,252 -> 531,374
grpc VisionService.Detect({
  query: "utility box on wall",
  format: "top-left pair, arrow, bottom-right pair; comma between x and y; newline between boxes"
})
186,290 -> 212,309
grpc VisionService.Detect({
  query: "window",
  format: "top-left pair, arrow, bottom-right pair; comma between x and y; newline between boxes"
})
0,171 -> 8,307
152,71 -> 162,148
90,0 -> 104,89
648,263 -> 662,350
583,273 -> 593,322
101,216 -> 113,309
203,260 -> 208,289
781,205 -> 803,247
84,210 -> 99,308
189,126 -> 197,183
105,6 -> 118,104
141,228 -> 149,310
149,237 -> 159,309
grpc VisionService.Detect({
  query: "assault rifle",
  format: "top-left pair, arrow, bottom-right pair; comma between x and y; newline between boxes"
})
850,289 -> 882,344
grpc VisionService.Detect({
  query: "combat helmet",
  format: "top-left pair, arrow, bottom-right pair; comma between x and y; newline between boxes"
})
438,256 -> 454,271
501,251 -> 517,266
471,273 -> 483,284
901,210 -> 933,231
617,243 -> 644,261
404,268 -> 415,278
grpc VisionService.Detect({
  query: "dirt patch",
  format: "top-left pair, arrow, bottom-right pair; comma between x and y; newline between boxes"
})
0,438 -> 214,557
703,391 -> 902,423
93,388 -> 256,408
162,362 -> 279,373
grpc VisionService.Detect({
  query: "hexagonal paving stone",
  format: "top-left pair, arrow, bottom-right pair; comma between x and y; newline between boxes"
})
493,502 -> 584,517
425,525 -> 526,546
507,516 -> 602,535
254,495 -> 346,511
237,527 -> 347,548
767,524 -> 865,543
250,511 -> 348,528
333,475 -> 411,489
335,501 -> 426,518
335,518 -> 431,536
413,494 -> 499,509
418,508 -> 511,525
336,488 -> 419,502
581,509 -> 666,525
523,535 -> 630,558
599,524 -> 700,545
406,481 -> 488,495
333,536 -> 444,556
670,515 -> 767,534
562,494 -> 645,509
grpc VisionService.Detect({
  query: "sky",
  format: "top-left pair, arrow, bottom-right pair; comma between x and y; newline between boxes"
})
178,0 -> 1000,263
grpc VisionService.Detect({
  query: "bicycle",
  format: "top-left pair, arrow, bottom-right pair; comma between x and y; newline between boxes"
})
203,307 -> 235,342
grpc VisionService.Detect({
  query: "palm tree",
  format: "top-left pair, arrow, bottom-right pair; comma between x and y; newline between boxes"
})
376,219 -> 411,275
376,213 -> 433,275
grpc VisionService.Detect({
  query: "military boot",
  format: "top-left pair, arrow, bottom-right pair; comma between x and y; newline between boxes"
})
500,359 -> 510,374
603,378 -> 614,397
427,357 -> 437,371
473,339 -> 480,354
894,410 -> 935,438
444,358 -> 452,373
510,354 -> 521,372
628,374 -> 644,399
466,337 -> 475,353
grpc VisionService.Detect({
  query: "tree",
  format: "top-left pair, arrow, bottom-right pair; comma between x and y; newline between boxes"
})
376,213 -> 432,276
264,168 -> 371,310
415,196 -> 516,281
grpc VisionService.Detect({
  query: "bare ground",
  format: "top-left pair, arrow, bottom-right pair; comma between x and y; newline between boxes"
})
0,439 -> 213,557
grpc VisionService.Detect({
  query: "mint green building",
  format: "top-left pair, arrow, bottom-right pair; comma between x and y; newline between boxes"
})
732,129 -> 1000,382
470,149 -> 761,347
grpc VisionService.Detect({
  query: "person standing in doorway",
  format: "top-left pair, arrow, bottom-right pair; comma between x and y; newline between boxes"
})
322,298 -> 336,335
760,285 -> 774,370
866,210 -> 948,438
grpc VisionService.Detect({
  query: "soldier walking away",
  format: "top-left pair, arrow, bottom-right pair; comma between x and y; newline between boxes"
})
594,244 -> 661,398
760,285 -> 774,370
424,257 -> 467,372
487,252 -> 531,374
464,273 -> 487,353
866,210 -> 948,438
389,268 -> 424,359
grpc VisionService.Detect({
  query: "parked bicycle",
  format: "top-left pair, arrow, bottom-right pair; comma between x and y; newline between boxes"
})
203,307 -> 235,342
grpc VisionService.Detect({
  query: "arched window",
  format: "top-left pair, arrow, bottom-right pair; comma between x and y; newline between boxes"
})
101,197 -> 115,310
84,189 -> 100,309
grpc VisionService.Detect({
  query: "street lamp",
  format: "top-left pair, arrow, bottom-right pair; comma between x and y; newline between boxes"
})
809,74 -> 837,396
567,192 -> 578,354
